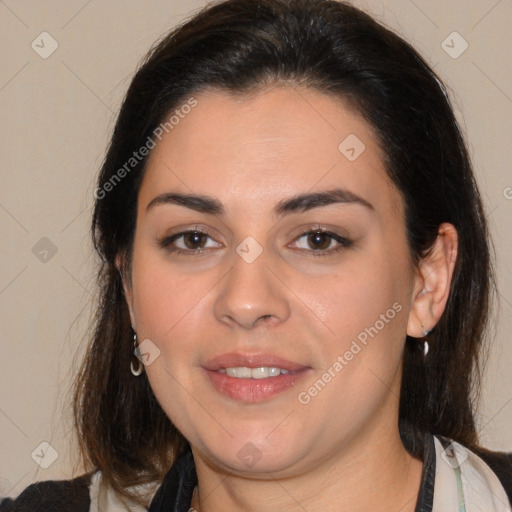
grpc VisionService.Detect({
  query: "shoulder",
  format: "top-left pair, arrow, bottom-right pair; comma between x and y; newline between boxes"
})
0,474 -> 92,512
436,434 -> 512,505
472,445 -> 512,500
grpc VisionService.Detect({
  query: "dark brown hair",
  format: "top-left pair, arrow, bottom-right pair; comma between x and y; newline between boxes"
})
74,0 -> 494,505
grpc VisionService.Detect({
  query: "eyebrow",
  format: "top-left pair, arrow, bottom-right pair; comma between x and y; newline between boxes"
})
146,188 -> 374,216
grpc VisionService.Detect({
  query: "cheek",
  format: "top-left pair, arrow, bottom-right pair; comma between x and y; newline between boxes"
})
130,247 -> 206,339
129,246 -> 218,412
129,249 -> 208,429
295,253 -> 411,420
294,261 -> 409,425
298,253 -> 408,347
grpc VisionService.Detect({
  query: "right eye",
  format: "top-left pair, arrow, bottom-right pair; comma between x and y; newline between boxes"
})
159,229 -> 222,256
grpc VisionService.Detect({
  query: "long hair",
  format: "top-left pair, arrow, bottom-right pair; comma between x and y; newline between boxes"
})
73,0 -> 494,505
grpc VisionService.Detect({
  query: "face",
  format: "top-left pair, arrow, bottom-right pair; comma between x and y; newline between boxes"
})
123,85 -> 419,476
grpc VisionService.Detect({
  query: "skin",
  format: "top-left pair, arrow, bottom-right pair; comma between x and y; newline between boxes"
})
120,85 -> 458,512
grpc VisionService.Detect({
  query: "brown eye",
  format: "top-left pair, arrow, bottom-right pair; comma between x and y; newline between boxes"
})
307,231 -> 333,250
159,229 -> 222,255
291,229 -> 352,255
182,231 -> 208,249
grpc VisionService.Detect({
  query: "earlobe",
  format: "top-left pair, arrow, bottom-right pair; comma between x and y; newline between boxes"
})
407,223 -> 458,338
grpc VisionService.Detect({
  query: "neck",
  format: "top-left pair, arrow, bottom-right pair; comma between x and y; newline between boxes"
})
190,426 -> 424,512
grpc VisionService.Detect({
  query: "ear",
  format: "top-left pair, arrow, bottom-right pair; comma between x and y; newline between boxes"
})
115,253 -> 137,329
407,223 -> 458,337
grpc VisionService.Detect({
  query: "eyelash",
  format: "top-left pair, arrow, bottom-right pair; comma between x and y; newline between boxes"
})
158,227 -> 352,257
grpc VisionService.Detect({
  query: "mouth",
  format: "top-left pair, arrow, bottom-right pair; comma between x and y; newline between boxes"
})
218,366 -> 291,378
202,353 -> 311,403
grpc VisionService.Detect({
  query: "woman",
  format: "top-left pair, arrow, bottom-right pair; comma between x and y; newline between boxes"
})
2,0 -> 511,510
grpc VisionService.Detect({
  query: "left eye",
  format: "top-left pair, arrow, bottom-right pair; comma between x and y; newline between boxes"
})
291,230 -> 351,253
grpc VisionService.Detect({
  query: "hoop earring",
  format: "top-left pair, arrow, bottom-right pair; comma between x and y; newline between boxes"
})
130,332 -> 144,376
421,325 -> 430,357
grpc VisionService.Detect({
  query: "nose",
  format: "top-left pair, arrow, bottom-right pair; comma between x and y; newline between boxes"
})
213,248 -> 291,330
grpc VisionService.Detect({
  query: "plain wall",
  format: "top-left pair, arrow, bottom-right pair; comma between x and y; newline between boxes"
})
1,0 -> 511,498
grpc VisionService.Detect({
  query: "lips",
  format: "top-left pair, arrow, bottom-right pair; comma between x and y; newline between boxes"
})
203,353 -> 307,372
202,352 -> 311,403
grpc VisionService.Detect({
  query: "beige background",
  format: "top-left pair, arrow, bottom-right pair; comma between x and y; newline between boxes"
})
1,0 -> 511,498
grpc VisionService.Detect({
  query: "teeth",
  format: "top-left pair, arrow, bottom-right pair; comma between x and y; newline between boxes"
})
221,367 -> 290,379
226,367 -> 252,378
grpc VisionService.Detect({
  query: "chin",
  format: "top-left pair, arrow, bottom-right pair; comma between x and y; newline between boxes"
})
194,428 -> 311,476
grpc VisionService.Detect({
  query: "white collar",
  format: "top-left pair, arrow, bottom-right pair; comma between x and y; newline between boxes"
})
432,436 -> 511,511
89,471 -> 156,512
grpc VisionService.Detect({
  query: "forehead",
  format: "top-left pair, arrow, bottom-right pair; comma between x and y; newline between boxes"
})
139,85 -> 401,216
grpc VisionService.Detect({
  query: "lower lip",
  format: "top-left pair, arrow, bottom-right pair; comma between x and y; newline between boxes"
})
205,369 -> 310,403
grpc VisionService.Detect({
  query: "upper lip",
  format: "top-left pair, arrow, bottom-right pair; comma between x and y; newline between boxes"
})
203,352 -> 309,372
